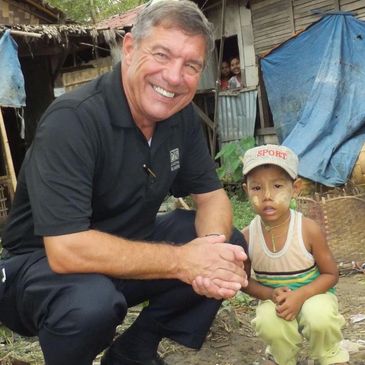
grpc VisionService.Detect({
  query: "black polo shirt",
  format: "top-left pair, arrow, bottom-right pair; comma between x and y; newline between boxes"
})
2,63 -> 221,254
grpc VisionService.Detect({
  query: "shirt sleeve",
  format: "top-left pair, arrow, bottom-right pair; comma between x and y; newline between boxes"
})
25,107 -> 97,236
170,107 -> 222,197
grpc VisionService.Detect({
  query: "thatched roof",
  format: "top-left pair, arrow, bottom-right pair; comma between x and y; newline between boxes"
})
0,23 -> 122,48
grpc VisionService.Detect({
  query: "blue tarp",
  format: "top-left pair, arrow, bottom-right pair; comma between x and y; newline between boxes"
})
0,30 -> 26,108
261,14 -> 365,186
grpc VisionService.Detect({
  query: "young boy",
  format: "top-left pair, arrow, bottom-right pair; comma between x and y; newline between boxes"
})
241,144 -> 349,365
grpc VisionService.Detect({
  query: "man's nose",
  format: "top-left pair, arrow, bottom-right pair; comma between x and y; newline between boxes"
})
163,60 -> 184,85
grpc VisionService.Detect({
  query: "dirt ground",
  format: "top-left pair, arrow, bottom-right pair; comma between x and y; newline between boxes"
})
0,273 -> 364,365
160,273 -> 365,365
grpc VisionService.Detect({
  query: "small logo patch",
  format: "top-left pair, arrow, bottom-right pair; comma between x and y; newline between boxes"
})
170,148 -> 180,171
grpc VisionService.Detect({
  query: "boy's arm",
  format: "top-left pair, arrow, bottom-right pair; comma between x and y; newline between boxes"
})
276,217 -> 338,321
243,277 -> 275,301
241,226 -> 275,301
296,216 -> 338,300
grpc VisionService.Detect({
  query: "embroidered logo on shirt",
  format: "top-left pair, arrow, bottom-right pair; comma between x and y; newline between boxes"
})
170,148 -> 180,171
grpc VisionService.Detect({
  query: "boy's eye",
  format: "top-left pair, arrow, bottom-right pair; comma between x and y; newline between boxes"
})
274,184 -> 283,188
251,186 -> 261,191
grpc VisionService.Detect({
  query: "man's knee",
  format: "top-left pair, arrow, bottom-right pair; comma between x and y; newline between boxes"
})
230,227 -> 247,252
153,209 -> 247,252
43,275 -> 127,336
153,209 -> 196,243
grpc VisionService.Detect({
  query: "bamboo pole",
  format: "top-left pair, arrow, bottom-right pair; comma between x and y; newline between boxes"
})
9,30 -> 42,38
212,0 -> 227,157
0,108 -> 17,194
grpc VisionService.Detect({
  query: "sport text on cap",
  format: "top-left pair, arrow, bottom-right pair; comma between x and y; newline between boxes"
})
242,144 -> 298,179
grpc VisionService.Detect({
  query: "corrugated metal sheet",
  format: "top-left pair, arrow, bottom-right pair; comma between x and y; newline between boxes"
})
97,4 -> 146,30
217,89 -> 257,143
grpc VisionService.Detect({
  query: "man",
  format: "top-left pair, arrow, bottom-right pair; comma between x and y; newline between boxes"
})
0,1 -> 247,364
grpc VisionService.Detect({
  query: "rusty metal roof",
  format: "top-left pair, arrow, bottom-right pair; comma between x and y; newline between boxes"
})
97,4 -> 146,30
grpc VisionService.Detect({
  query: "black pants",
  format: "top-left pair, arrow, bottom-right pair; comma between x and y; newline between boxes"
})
0,209 -> 246,365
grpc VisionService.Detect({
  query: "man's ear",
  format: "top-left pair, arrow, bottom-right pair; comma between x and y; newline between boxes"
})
122,33 -> 135,66
293,178 -> 302,197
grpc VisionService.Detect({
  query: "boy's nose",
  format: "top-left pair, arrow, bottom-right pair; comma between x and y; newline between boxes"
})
263,189 -> 272,200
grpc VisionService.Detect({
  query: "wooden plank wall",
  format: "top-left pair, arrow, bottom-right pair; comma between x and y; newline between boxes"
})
340,0 -> 365,19
62,57 -> 113,92
293,0 -> 335,30
292,0 -> 339,32
251,0 -> 365,55
251,0 -> 294,55
0,0 -> 42,25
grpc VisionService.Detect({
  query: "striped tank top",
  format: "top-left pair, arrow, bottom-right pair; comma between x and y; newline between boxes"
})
248,210 -> 332,292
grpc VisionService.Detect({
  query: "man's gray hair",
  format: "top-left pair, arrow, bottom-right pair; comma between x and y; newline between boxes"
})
131,0 -> 215,59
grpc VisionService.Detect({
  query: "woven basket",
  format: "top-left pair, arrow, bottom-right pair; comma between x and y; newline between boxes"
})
297,193 -> 365,264
350,143 -> 365,186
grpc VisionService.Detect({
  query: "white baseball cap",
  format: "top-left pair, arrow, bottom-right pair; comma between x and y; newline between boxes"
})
242,144 -> 298,179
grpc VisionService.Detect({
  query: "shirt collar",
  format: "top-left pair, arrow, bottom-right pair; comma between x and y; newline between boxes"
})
101,62 -> 134,128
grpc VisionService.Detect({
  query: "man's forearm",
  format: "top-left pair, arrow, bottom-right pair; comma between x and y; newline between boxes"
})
192,189 -> 233,239
44,230 -> 180,279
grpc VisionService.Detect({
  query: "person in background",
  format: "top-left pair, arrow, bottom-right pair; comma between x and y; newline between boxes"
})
240,144 -> 349,365
0,2 -> 248,365
219,60 -> 231,90
228,56 -> 244,89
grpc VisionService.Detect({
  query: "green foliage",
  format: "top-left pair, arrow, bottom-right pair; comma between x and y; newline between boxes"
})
230,195 -> 255,230
222,291 -> 255,308
46,0 -> 148,23
0,326 -> 14,346
219,196 -> 256,310
215,137 -> 255,185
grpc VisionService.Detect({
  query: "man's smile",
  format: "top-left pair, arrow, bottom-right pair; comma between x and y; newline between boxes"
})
153,84 -> 175,98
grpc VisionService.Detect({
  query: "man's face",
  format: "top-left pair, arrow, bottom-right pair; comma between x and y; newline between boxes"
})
122,25 -> 206,127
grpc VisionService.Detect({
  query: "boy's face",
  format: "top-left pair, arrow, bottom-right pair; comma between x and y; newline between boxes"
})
243,165 -> 300,224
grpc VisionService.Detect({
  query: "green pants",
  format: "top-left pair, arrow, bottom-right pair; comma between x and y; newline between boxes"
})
252,293 -> 349,365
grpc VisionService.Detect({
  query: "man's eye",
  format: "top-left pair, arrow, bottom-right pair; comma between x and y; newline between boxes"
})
154,53 -> 168,62
185,63 -> 202,76
274,184 -> 283,188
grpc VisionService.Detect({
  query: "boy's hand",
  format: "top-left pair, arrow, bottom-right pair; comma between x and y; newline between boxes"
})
271,286 -> 290,304
275,289 -> 305,321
